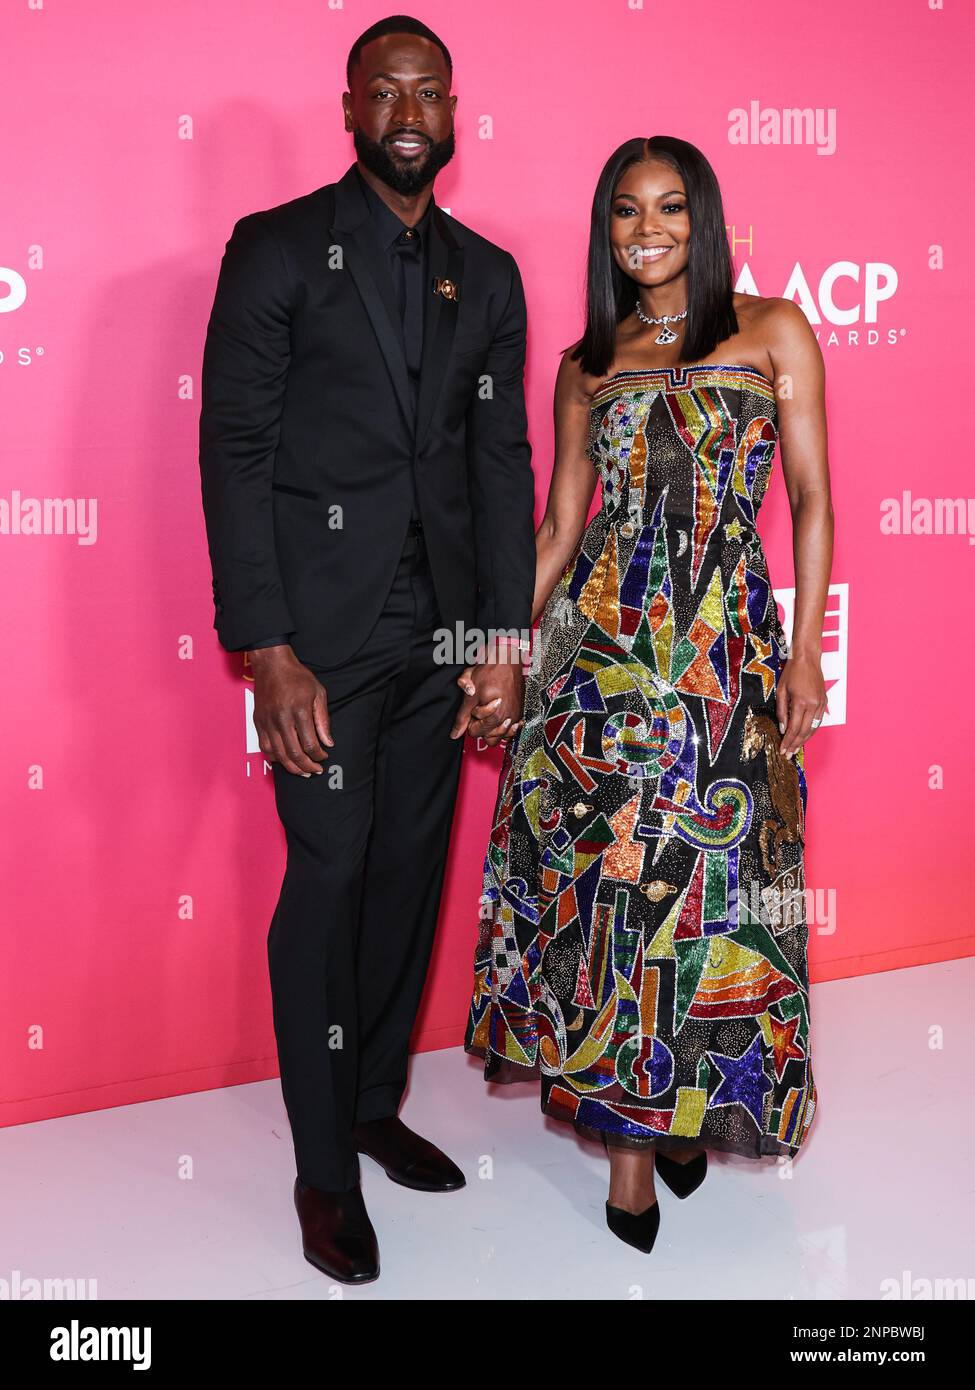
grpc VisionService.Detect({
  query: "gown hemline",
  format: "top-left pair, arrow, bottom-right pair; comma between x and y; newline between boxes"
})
463,1041 -> 813,1164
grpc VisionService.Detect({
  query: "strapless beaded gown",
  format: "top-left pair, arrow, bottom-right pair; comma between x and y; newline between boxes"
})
465,364 -> 818,1160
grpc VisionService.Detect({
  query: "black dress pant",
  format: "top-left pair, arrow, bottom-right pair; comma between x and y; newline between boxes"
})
267,526 -> 465,1191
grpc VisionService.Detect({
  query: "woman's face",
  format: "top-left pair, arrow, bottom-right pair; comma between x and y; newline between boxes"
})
609,159 -> 691,292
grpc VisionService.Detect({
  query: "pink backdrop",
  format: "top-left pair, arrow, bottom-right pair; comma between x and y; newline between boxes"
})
3,0 -> 973,1127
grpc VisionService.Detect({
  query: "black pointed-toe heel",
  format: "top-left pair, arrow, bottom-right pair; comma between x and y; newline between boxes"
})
654,1147 -> 707,1199
605,1199 -> 661,1254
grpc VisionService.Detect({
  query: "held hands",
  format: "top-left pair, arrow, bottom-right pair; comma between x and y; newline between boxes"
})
252,637 -> 528,772
253,643 -> 823,766
776,652 -> 828,758
450,647 -> 526,746
249,645 -> 333,777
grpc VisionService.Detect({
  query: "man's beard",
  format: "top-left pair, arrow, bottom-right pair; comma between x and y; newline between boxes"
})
353,127 -> 455,196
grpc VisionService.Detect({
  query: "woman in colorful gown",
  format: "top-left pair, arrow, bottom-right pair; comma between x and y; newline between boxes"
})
463,136 -> 833,1253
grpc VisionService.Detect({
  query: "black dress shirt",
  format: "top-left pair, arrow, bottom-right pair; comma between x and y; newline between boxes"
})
356,165 -> 432,424
244,168 -> 433,653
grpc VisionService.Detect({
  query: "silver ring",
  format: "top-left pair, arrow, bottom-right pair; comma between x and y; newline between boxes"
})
811,718 -> 822,730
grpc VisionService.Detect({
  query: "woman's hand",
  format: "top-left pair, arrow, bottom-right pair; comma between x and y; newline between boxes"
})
775,653 -> 828,758
450,661 -> 525,746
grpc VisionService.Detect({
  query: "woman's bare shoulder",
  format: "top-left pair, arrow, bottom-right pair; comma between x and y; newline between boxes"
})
735,292 -> 812,342
556,339 -> 601,404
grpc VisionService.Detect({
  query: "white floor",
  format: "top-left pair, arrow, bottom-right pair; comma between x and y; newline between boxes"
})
3,957 -> 972,1300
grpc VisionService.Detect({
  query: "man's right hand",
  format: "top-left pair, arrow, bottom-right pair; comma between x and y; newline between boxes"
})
248,645 -> 333,777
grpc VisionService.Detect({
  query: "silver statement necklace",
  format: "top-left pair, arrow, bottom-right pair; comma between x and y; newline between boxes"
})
635,300 -> 688,345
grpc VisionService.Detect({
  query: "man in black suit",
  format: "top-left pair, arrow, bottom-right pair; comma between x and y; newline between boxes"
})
198,14 -> 535,1283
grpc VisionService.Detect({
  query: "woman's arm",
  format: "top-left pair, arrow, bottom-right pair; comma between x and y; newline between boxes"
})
766,298 -> 835,757
451,347 -> 598,743
531,348 -> 600,623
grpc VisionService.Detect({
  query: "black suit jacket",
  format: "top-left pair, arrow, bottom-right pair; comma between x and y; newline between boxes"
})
198,162 -> 537,667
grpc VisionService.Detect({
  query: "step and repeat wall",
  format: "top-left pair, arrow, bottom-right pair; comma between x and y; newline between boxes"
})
3,0 -> 972,1125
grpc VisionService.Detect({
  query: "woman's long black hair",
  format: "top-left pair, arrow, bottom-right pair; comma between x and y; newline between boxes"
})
571,136 -> 738,378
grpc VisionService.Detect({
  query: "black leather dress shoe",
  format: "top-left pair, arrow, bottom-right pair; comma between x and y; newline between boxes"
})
293,1179 -> 380,1283
353,1116 -> 466,1192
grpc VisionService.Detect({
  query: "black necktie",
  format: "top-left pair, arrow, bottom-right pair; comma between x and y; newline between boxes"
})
391,227 -> 423,395
391,225 -> 424,522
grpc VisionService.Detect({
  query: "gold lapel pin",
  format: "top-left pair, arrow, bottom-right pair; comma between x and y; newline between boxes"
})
432,277 -> 459,302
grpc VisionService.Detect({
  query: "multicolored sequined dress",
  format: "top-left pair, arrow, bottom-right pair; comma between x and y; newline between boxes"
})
465,364 -> 818,1160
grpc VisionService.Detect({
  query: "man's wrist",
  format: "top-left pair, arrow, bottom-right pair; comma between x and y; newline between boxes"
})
247,642 -> 295,667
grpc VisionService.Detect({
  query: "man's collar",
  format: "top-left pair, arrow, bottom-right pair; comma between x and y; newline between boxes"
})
353,164 -> 434,246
